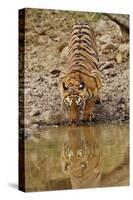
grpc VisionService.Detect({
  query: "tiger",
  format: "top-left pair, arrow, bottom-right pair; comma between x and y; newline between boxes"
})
58,23 -> 101,122
60,127 -> 102,189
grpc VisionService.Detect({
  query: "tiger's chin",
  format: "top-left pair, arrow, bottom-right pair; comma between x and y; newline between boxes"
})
63,102 -> 95,123
63,95 -> 85,122
62,95 -> 99,122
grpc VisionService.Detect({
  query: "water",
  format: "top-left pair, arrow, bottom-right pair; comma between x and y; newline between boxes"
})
23,123 -> 129,191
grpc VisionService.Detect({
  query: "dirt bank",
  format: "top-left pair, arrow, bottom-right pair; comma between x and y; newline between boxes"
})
19,8 -> 129,128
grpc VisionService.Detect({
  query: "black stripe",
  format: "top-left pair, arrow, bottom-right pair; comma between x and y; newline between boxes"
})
70,58 -> 90,65
67,54 -> 98,70
91,71 -> 102,87
70,35 -> 96,52
67,52 -> 80,61
70,36 -> 79,43
72,27 -> 92,35
70,39 -> 81,47
72,32 -> 83,37
82,37 -> 97,50
68,53 -> 97,70
63,70 -> 99,89
79,53 -> 98,69
81,25 -> 92,31
80,39 -> 97,52
78,31 -> 92,37
71,31 -> 92,40
87,88 -> 94,98
68,43 -> 97,60
68,47 -> 79,56
71,28 -> 96,45
67,57 -> 97,72
67,63 -> 90,73
73,25 -> 92,33
79,46 -> 97,59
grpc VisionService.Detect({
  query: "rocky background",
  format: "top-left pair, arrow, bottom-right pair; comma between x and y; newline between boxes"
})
19,8 -> 129,128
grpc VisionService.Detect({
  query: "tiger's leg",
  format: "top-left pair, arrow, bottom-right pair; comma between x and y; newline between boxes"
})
82,97 -> 99,121
82,100 -> 95,121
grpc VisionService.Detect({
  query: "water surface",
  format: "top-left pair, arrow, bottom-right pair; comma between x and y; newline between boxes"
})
24,123 -> 129,191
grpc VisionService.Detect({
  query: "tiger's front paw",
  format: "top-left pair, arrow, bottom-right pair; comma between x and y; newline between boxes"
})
82,112 -> 95,122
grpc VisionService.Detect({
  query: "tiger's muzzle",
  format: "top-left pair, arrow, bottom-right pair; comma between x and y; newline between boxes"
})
63,95 -> 84,121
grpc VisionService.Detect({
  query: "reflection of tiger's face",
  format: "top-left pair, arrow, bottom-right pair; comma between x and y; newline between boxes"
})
62,139 -> 88,178
61,133 -> 101,179
60,128 -> 102,188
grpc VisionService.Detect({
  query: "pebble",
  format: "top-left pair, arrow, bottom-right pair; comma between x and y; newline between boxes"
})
31,123 -> 39,129
118,44 -> 129,54
115,53 -> 123,64
60,46 -> 68,60
101,42 -> 117,53
30,109 -> 40,117
95,20 -> 108,34
98,34 -> 112,44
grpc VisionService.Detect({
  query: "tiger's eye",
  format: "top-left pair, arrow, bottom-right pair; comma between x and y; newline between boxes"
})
79,82 -> 84,90
63,82 -> 68,90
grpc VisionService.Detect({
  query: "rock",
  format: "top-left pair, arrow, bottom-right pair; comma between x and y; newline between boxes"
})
115,53 -> 123,64
101,42 -> 117,53
103,68 -> 111,75
109,70 -> 117,77
118,44 -> 129,54
50,69 -> 61,77
120,104 -> 125,110
99,61 -> 113,71
52,36 -> 60,42
34,26 -> 46,35
25,118 -> 31,126
60,46 -> 68,60
27,99 -> 32,103
95,20 -> 108,34
35,75 -> 44,82
118,43 -> 129,62
41,111 -> 51,123
57,43 -> 68,52
41,110 -> 64,125
98,34 -> 112,44
31,123 -> 39,129
47,54 -> 55,61
30,109 -> 40,117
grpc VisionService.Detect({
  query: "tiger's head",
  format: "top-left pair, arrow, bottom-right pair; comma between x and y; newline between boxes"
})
58,71 -> 100,122
58,75 -> 88,122
60,128 -> 101,179
61,139 -> 88,178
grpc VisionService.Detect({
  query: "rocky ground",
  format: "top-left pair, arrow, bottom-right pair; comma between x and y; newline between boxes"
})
19,8 -> 129,128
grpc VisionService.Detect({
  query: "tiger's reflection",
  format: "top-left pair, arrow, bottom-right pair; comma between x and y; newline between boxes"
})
60,126 -> 102,188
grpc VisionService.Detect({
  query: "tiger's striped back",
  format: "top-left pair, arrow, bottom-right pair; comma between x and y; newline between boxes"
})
67,24 -> 99,72
59,23 -> 101,122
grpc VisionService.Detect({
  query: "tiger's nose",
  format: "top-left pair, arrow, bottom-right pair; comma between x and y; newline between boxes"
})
70,118 -> 77,123
68,101 -> 79,122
